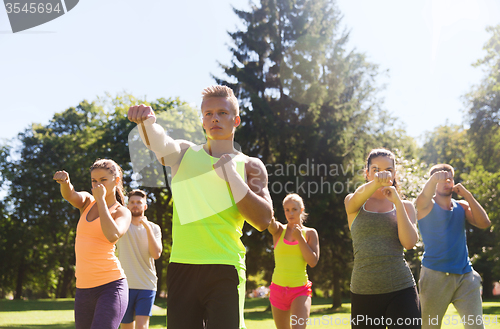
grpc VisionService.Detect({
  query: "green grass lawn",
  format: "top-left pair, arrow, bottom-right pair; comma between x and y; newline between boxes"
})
1,297 -> 500,328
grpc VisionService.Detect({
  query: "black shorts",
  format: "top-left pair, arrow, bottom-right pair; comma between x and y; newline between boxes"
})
167,262 -> 240,329
351,286 -> 421,329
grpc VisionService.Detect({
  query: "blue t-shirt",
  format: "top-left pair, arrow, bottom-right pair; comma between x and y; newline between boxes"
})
418,199 -> 472,274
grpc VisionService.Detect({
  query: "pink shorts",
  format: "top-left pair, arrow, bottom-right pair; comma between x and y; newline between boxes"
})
269,281 -> 312,311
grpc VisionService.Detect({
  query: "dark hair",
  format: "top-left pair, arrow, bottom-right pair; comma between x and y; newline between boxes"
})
128,189 -> 147,200
429,164 -> 454,177
365,148 -> 400,193
90,159 -> 125,205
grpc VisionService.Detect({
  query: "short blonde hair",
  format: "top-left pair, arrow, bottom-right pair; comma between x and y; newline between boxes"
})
283,193 -> 309,223
201,85 -> 239,116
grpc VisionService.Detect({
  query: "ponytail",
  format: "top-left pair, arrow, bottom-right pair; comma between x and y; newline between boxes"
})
115,186 -> 125,206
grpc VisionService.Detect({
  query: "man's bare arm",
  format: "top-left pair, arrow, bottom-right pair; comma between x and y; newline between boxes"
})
415,171 -> 452,219
128,104 -> 193,167
454,184 -> 491,229
214,155 -> 272,231
241,158 -> 273,231
141,219 -> 163,259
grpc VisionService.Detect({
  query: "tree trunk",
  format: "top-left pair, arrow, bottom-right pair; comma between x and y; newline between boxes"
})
482,269 -> 493,299
311,286 -> 318,298
56,267 -> 74,298
331,272 -> 341,309
155,257 -> 164,295
14,261 -> 24,300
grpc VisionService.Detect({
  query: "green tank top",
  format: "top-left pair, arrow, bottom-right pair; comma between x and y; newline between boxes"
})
271,227 -> 308,287
169,145 -> 247,269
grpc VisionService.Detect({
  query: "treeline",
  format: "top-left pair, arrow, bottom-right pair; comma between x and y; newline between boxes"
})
0,0 -> 499,309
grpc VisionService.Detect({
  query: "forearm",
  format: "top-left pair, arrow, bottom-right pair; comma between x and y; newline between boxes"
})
227,172 -> 272,231
415,179 -> 437,209
59,180 -> 72,198
59,181 -> 85,209
144,223 -> 162,259
96,200 -> 122,243
237,192 -> 273,231
345,181 -> 379,214
138,123 -> 180,161
297,237 -> 319,268
395,201 -> 419,249
268,217 -> 280,235
464,194 -> 491,228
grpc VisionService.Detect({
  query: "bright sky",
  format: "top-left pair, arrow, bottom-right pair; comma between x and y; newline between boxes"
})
1,0 -> 499,144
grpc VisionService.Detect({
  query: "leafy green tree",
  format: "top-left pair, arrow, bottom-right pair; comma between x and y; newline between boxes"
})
461,168 -> 499,298
0,101 -> 107,298
461,25 -> 500,297
465,25 -> 500,173
0,198 -> 16,298
0,94 -> 200,298
420,124 -> 469,176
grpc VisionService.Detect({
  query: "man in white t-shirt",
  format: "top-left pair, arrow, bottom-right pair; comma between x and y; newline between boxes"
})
118,189 -> 163,329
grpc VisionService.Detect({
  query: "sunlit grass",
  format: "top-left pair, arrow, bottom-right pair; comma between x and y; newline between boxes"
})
1,297 -> 499,328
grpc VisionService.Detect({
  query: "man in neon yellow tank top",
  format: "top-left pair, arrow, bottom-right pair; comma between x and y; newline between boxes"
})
128,85 -> 273,329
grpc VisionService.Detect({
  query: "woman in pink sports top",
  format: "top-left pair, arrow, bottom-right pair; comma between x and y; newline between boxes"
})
53,158 -> 131,329
267,193 -> 320,329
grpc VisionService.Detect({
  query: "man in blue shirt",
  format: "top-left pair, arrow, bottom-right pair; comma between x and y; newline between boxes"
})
416,164 -> 491,329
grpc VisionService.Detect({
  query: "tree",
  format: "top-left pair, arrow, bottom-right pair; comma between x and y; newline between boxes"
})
460,168 -> 499,298
465,25 -> 500,173
0,101 -> 107,298
216,0 -> 394,307
0,198 -> 16,298
420,124 -> 469,176
0,94 -> 201,298
462,25 -> 500,297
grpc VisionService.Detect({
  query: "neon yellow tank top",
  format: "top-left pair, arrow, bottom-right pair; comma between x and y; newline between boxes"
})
169,145 -> 247,269
271,227 -> 308,287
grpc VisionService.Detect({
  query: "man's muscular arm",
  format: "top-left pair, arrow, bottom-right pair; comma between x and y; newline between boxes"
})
415,171 -> 452,219
454,184 -> 491,229
213,155 -> 273,231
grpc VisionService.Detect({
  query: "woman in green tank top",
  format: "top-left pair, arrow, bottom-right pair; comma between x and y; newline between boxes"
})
268,193 -> 320,329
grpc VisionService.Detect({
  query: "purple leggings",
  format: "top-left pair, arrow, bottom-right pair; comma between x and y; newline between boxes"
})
75,278 -> 128,329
